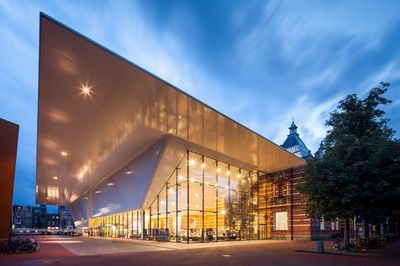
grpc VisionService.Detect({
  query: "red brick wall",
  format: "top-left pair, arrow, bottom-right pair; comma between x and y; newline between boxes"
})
262,167 -> 340,240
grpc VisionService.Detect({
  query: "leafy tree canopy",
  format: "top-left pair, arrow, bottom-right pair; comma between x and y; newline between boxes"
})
298,82 -> 400,224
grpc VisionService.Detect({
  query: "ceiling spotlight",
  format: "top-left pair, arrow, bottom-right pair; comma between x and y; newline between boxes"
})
216,168 -> 221,173
95,190 -> 101,194
107,182 -> 114,186
226,170 -> 231,175
79,82 -> 93,98
53,176 -> 58,180
60,151 -> 68,157
125,170 -> 133,175
189,159 -> 195,166
201,163 -> 206,169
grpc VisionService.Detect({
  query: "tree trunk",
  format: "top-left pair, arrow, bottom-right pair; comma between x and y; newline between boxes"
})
344,217 -> 350,245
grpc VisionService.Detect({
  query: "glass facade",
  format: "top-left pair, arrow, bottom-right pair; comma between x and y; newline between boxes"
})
89,151 -> 268,243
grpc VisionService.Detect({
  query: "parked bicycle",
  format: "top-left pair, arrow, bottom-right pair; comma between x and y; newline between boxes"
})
6,236 -> 40,254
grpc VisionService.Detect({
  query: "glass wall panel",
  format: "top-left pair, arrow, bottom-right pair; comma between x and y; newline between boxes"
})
203,211 -> 216,241
217,161 -> 229,188
168,185 -> 177,212
159,187 -> 167,214
188,210 -> 202,242
177,181 -> 188,211
177,211 -> 187,241
203,157 -> 216,186
189,153 -> 203,183
189,183 -> 202,211
204,185 -> 216,212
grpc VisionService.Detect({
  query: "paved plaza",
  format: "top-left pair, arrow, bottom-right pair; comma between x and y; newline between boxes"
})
1,236 -> 400,266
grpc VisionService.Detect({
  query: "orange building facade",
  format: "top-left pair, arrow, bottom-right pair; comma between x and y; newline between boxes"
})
0,118 -> 19,242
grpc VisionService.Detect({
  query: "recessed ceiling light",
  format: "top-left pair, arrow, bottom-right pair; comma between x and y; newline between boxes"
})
53,176 -> 58,180
107,182 -> 114,186
79,82 -> 93,98
125,170 -> 133,175
95,190 -> 101,194
60,151 -> 68,157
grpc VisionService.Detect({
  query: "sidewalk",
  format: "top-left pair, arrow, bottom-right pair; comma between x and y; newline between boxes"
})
88,236 -> 292,250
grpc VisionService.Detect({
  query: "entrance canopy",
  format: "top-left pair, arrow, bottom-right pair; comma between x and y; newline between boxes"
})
36,13 -> 304,206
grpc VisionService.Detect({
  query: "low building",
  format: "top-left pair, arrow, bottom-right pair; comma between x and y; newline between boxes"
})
32,204 -> 47,228
46,213 -> 60,229
12,205 -> 33,229
59,206 -> 75,229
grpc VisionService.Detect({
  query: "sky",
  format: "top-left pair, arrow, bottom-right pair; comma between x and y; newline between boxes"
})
1,0 -> 399,206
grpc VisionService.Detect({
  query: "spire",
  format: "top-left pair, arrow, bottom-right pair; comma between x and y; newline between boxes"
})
289,120 -> 298,135
281,119 -> 311,159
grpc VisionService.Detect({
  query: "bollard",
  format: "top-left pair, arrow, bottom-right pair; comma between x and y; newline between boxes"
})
316,240 -> 324,253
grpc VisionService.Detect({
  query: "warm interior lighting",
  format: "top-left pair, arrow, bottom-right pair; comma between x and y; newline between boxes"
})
216,168 -> 221,173
161,201 -> 165,204
60,151 -> 68,157
195,193 -> 199,198
226,170 -> 230,175
53,176 -> 58,180
189,159 -> 195,166
221,210 -> 226,215
107,182 -> 114,186
236,173 -> 241,178
201,163 -> 206,169
178,175 -> 183,180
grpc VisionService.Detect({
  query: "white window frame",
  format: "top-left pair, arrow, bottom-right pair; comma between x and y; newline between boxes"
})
320,218 -> 325,230
274,211 -> 288,231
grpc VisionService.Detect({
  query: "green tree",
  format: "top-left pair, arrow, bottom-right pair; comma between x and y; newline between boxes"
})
298,82 -> 400,244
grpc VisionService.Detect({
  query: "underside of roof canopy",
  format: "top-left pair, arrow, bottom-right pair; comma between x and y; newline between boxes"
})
36,13 -> 304,206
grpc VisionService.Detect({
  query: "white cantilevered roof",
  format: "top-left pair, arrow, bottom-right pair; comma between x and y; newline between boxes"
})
36,13 -> 304,205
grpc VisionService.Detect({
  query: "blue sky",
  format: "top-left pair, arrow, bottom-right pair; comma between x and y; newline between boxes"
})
1,0 -> 399,206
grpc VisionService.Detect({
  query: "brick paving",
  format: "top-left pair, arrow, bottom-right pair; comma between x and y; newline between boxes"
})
0,235 -> 399,266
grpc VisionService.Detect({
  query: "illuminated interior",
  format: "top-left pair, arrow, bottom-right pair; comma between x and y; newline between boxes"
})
89,152 -> 270,242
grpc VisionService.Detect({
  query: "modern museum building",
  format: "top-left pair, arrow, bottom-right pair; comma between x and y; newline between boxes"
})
36,13 -> 319,243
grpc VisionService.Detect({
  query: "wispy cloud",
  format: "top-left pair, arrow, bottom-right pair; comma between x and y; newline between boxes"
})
1,0 -> 399,204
